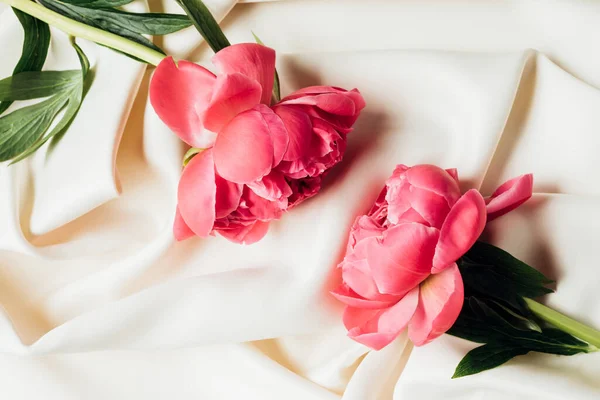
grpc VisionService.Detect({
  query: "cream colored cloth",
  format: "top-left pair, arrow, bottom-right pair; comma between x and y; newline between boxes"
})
1,0 -> 600,398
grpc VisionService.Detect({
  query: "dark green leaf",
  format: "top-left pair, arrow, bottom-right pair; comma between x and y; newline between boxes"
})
0,94 -> 69,161
0,71 -> 80,101
252,31 -> 281,103
177,0 -> 230,53
59,0 -> 133,8
452,342 -> 530,378
521,328 -> 591,355
489,299 -> 542,333
0,9 -> 51,115
464,241 -> 553,298
41,0 -> 191,35
38,0 -> 161,55
459,241 -> 553,313
38,0 -> 192,57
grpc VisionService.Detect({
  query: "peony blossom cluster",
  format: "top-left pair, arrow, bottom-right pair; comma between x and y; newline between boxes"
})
150,44 -> 365,244
332,165 -> 533,349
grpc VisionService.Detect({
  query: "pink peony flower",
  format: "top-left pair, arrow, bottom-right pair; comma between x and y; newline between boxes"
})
150,43 -> 364,243
332,165 -> 533,349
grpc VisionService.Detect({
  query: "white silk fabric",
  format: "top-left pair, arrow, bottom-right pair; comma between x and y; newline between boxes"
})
1,0 -> 600,398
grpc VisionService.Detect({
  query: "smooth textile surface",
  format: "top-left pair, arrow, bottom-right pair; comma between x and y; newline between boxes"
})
1,0 -> 600,398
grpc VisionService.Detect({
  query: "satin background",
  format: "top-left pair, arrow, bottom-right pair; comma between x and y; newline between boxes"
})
1,0 -> 600,398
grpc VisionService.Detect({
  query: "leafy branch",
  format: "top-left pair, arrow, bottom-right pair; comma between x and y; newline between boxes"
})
449,241 -> 595,378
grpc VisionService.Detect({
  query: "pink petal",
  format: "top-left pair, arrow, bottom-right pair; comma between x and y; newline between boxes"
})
432,190 -> 486,273
388,184 -> 451,229
445,168 -> 459,185
408,263 -> 464,346
486,174 -> 533,221
214,173 -> 243,218
403,165 -> 462,207
282,86 -> 348,99
177,149 -> 216,237
247,170 -> 292,202
279,92 -> 356,116
245,188 -> 283,221
366,223 -> 439,296
331,284 -> 398,309
173,207 -> 195,241
281,87 -> 366,112
341,257 -> 397,302
254,104 -> 289,166
345,215 -> 386,254
213,109 -> 275,184
203,73 -> 262,133
274,105 -> 313,161
217,220 -> 270,244
149,57 -> 216,147
346,287 -> 420,350
212,43 -> 276,105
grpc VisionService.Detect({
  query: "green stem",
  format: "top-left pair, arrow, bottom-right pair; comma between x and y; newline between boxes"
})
2,0 -> 165,66
525,298 -> 600,350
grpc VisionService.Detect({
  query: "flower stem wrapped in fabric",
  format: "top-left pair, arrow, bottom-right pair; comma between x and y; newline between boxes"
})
150,44 -> 365,244
332,164 -> 600,377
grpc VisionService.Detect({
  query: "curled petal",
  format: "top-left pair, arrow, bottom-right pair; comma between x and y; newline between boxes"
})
445,168 -> 459,185
345,287 -> 420,350
177,149 -> 216,237
331,284 -> 398,309
486,174 -> 533,221
345,215 -> 386,254
217,220 -> 270,244
203,73 -> 262,133
214,173 -> 243,218
281,86 -> 366,112
368,187 -> 389,225
432,190 -> 486,273
279,92 -> 356,116
254,105 -> 289,166
149,57 -> 216,147
212,43 -> 276,105
408,263 -> 464,346
247,170 -> 292,202
367,223 -> 439,296
173,208 -> 195,241
245,189 -> 283,221
387,183 -> 450,229
342,257 -> 399,302
275,105 -> 313,161
213,109 -> 275,183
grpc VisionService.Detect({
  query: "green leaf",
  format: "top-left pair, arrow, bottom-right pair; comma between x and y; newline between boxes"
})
59,0 -> 134,8
71,38 -> 90,77
0,71 -> 80,101
0,9 -> 51,115
10,39 -> 91,164
176,0 -> 230,53
0,94 -> 69,161
452,342 -> 530,378
252,31 -> 281,103
0,39 -> 91,164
